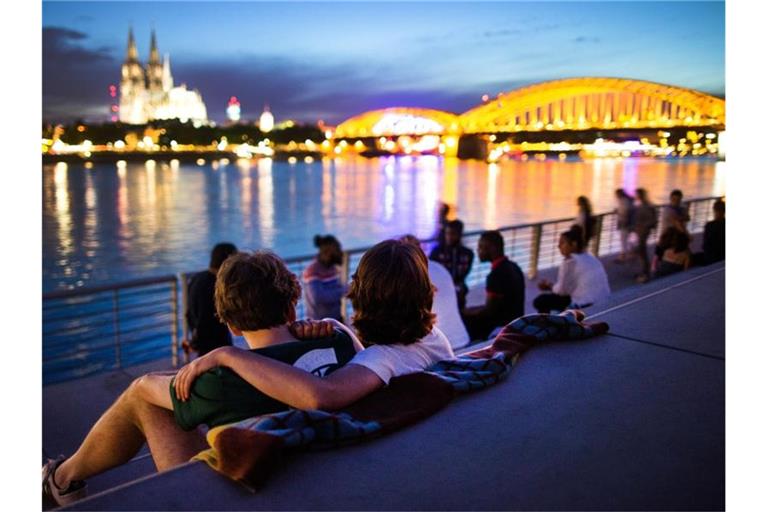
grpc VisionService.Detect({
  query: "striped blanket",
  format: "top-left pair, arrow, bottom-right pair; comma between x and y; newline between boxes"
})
193,310 -> 609,489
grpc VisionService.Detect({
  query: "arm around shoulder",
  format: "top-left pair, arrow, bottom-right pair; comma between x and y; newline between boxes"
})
220,348 -> 383,411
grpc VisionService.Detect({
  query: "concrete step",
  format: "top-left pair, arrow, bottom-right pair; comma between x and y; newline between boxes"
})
61,266 -> 725,510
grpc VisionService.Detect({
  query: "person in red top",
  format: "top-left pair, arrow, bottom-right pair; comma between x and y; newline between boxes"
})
461,230 -> 525,341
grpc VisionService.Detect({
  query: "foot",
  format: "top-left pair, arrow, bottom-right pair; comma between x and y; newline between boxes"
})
635,274 -> 649,284
42,456 -> 88,508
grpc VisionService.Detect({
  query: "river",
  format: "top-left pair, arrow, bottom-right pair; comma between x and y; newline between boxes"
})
43,155 -> 726,292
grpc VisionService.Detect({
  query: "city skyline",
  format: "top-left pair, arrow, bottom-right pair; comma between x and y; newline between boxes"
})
43,1 -> 725,124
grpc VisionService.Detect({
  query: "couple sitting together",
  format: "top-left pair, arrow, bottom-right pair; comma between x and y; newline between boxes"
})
43,239 -> 456,507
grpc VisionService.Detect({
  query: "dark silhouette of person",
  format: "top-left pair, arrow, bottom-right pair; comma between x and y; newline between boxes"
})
692,199 -> 725,265
632,188 -> 658,283
461,230 -> 525,341
576,195 -> 596,247
429,219 -> 474,310
185,242 -> 238,356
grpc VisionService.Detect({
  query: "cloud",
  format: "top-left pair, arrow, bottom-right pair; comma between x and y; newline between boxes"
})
43,26 -> 118,122
43,26 -> 113,63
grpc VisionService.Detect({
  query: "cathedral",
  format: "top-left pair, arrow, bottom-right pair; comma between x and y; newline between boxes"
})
119,29 -> 208,125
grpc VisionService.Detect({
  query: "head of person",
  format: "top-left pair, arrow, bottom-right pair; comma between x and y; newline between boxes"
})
713,199 -> 725,220
209,242 -> 238,271
658,227 -> 682,250
313,234 -> 343,267
348,239 -> 435,346
670,189 -> 683,206
438,202 -> 451,220
635,187 -> 649,204
671,229 -> 691,253
214,251 -> 301,335
477,230 -> 504,263
577,195 -> 592,214
399,234 -> 424,254
559,226 -> 586,257
444,219 -> 465,247
615,188 -> 627,200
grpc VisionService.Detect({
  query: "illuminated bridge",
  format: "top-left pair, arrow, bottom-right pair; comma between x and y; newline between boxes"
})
334,77 -> 725,138
460,77 -> 725,133
334,107 -> 461,139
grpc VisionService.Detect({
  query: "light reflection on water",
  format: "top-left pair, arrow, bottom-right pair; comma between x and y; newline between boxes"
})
42,155 -> 726,292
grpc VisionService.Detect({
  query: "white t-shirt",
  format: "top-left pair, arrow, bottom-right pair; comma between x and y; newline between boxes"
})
428,260 -> 470,349
552,252 -> 611,306
349,327 -> 455,385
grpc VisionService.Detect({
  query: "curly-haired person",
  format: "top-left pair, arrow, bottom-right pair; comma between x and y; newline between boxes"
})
43,251 -> 360,508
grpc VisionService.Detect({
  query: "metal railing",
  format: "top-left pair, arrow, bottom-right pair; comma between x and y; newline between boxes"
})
43,195 -> 722,384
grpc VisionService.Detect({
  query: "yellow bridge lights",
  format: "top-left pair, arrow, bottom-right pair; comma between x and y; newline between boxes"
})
333,78 -> 725,142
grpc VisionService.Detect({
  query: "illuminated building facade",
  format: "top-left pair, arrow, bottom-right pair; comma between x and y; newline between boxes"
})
226,96 -> 241,123
119,28 -> 208,125
259,105 -> 274,132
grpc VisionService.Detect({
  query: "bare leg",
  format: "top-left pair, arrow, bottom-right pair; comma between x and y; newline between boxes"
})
53,374 -> 207,488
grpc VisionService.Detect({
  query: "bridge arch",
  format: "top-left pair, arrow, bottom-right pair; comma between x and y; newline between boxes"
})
460,77 -> 725,133
334,107 -> 461,139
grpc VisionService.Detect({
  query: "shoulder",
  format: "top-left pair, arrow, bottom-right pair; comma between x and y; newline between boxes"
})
428,260 -> 452,281
189,271 -> 213,289
503,259 -> 524,276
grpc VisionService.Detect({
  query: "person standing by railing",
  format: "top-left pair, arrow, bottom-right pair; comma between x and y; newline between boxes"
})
429,219 -> 474,310
614,188 -> 635,263
575,195 -> 596,248
632,188 -> 658,283
185,242 -> 238,357
302,235 -> 347,321
659,189 -> 690,235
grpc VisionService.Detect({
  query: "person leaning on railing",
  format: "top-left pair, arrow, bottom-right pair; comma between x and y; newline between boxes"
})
632,188 -> 658,284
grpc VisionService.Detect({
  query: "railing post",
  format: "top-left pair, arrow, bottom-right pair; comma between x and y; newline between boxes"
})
529,224 -> 542,279
591,215 -> 603,256
171,279 -> 179,368
340,251 -> 351,323
179,273 -> 190,364
112,289 -> 121,368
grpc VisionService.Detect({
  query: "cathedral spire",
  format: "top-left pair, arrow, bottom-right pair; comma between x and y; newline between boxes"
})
162,53 -> 173,92
126,27 -> 138,62
149,29 -> 160,65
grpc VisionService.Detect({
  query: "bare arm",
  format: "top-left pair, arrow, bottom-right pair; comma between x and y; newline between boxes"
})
173,346 -> 383,411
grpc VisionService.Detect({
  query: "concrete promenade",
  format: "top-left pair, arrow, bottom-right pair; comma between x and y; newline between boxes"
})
47,259 -> 724,511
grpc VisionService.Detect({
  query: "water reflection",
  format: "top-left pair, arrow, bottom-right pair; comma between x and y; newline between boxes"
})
257,158 -> 275,247
53,162 -> 73,260
43,156 -> 726,291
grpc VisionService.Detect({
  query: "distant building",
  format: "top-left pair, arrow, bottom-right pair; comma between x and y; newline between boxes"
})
226,96 -> 241,123
259,105 -> 274,132
119,28 -> 208,125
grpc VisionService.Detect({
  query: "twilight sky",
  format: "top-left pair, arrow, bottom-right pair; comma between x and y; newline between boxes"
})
42,1 -> 725,124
